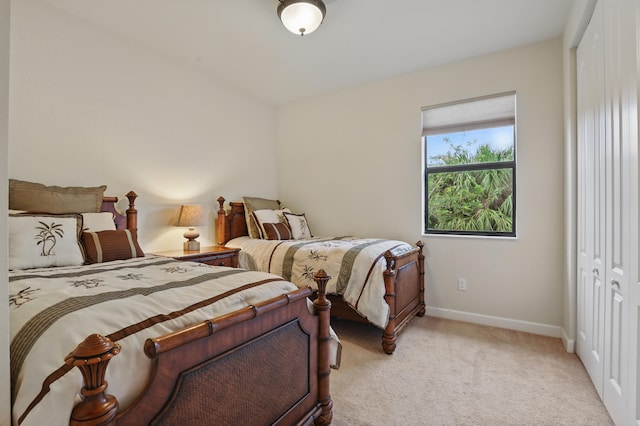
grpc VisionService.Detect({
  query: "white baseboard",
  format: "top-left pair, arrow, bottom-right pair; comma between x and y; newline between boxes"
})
426,306 -> 573,352
561,329 -> 576,353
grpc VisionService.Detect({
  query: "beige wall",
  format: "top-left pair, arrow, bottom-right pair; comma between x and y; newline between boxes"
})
1,0 -> 10,423
277,38 -> 566,336
9,0 -> 279,253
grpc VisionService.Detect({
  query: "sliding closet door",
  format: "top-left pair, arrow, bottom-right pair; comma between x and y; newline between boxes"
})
576,0 -> 606,398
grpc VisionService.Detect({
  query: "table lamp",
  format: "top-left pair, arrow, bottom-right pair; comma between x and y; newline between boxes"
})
177,204 -> 205,251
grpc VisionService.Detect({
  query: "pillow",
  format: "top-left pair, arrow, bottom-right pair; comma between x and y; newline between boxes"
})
283,212 -> 312,239
251,208 -> 291,239
262,222 -> 292,240
9,213 -> 84,270
9,179 -> 107,214
242,196 -> 281,239
81,212 -> 117,232
81,229 -> 144,264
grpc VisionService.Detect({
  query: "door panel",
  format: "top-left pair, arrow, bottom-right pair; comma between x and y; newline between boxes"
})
576,0 -> 606,396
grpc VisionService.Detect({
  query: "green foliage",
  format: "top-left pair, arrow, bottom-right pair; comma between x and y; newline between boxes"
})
427,139 -> 513,233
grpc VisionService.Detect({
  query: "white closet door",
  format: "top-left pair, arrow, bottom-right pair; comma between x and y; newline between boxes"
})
626,1 -> 640,423
602,0 -> 634,421
576,0 -> 606,397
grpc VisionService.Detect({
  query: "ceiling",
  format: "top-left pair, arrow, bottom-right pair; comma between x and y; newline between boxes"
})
42,0 -> 575,106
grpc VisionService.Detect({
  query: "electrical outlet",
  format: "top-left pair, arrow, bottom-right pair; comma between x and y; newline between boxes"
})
457,278 -> 468,291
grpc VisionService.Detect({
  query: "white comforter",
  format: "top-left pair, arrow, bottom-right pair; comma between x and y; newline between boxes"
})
226,236 -> 415,329
10,255 -> 333,426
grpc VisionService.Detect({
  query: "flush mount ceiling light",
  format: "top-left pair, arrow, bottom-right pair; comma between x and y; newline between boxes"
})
277,0 -> 326,36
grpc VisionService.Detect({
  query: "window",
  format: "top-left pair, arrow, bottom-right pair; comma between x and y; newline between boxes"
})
422,92 -> 516,237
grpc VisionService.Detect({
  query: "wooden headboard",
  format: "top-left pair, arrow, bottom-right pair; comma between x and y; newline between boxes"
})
101,191 -> 138,231
216,196 -> 248,245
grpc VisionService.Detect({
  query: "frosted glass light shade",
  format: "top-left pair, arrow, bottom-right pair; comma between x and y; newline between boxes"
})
278,0 -> 326,36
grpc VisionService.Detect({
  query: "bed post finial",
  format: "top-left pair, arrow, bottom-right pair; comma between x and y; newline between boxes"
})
217,196 -> 226,246
125,191 -> 138,231
313,269 -> 333,425
65,334 -> 121,425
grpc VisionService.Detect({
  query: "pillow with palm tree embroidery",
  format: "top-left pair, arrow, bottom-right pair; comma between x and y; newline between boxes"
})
8,213 -> 84,270
283,212 -> 312,240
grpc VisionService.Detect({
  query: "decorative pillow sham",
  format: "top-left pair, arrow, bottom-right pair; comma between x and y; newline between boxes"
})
262,222 -> 292,240
242,196 -> 281,239
82,212 -> 117,232
283,212 -> 312,239
81,229 -> 144,264
251,208 -> 291,239
8,213 -> 84,270
9,178 -> 106,214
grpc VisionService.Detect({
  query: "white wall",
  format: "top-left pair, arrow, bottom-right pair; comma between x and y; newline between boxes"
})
1,0 -> 10,423
9,0 -> 280,252
277,38 -> 566,336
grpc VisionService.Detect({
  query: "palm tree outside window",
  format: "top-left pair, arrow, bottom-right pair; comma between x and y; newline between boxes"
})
422,92 -> 517,237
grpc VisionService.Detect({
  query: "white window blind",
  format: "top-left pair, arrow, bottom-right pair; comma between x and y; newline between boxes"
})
422,92 -> 516,136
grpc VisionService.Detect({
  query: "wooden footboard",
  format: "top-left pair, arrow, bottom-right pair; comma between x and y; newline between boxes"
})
325,242 -> 425,354
382,241 -> 425,354
67,272 -> 333,426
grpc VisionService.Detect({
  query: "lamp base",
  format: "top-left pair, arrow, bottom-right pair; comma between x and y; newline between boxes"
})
184,240 -> 200,251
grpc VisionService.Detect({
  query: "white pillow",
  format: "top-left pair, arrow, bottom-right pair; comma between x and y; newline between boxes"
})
9,213 -> 84,270
283,212 -> 312,239
252,208 -> 291,239
82,212 -> 116,232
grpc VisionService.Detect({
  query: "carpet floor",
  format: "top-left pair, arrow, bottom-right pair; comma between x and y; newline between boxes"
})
329,316 -> 613,426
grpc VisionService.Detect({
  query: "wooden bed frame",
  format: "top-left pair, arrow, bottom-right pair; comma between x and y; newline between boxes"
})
216,196 -> 426,355
61,192 -> 333,425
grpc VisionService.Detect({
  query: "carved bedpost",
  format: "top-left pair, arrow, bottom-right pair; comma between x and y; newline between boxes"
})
217,196 -> 226,246
416,241 -> 426,316
312,269 -> 333,426
125,191 -> 138,231
65,334 -> 121,426
382,252 -> 398,354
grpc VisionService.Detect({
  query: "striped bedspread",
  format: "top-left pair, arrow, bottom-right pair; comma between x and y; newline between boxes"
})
226,236 -> 415,329
9,255 -> 308,426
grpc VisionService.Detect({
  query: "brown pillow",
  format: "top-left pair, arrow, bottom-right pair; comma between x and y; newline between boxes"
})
81,229 -> 144,264
242,196 -> 281,239
9,179 -> 106,214
262,222 -> 292,240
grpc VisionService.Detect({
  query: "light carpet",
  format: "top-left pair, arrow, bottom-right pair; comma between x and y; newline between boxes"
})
329,316 -> 613,426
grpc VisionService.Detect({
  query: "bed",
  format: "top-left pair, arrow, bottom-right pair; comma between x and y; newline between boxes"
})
9,180 -> 337,426
216,196 -> 425,354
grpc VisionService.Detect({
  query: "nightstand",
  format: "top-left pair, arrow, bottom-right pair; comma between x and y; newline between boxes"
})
152,246 -> 240,268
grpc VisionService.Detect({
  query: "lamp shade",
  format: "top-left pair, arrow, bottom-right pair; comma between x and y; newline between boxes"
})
177,204 -> 205,227
278,0 -> 326,36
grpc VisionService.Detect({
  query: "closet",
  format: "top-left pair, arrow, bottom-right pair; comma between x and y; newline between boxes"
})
576,0 -> 639,424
